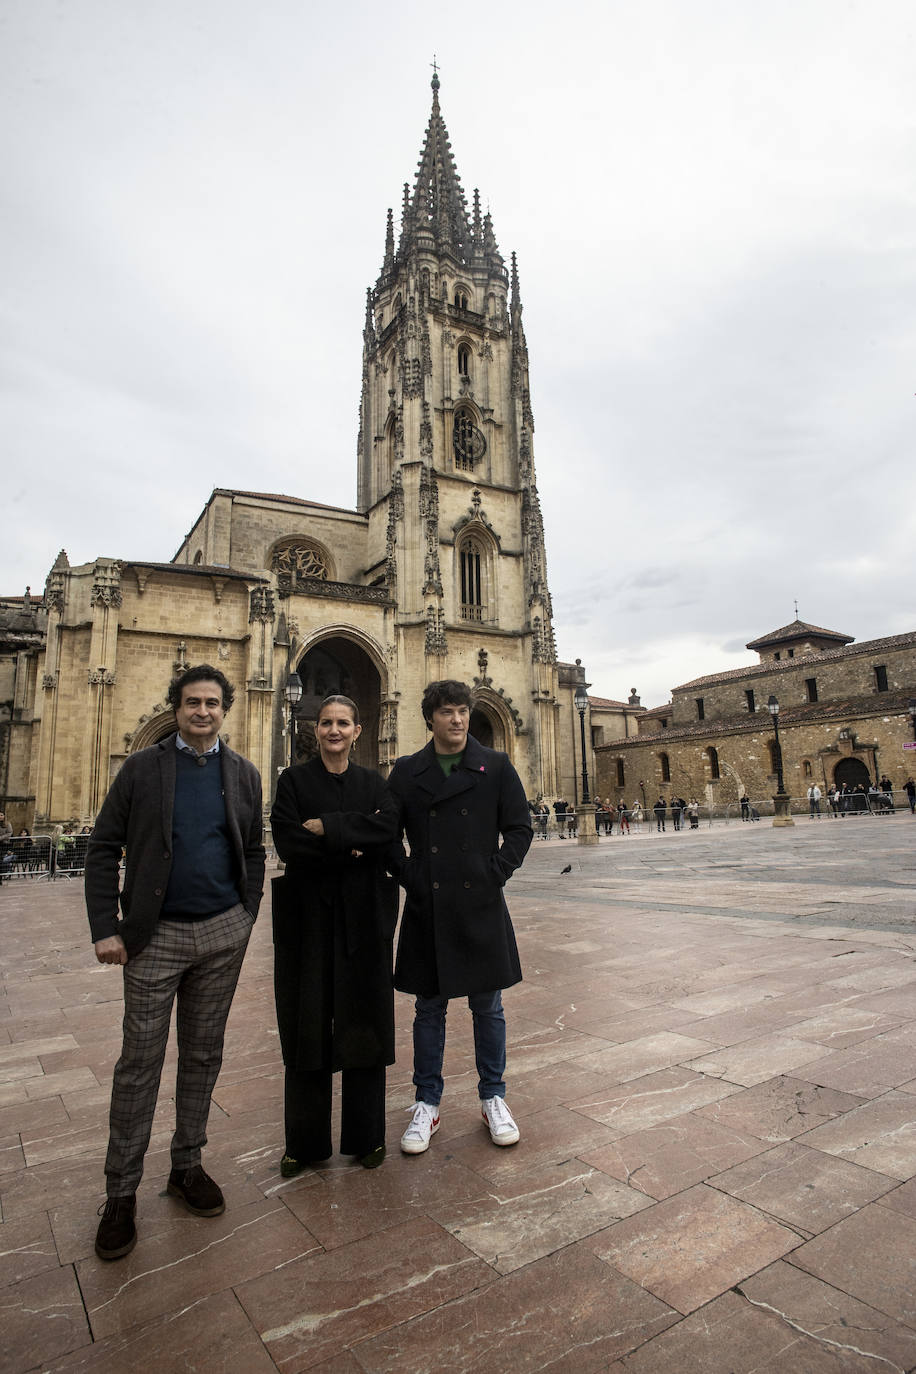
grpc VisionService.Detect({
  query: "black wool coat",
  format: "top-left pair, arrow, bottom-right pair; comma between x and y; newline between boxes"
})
388,734 -> 533,999
270,758 -> 399,1073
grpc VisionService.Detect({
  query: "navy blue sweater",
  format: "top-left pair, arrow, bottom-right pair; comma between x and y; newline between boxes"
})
162,750 -> 240,917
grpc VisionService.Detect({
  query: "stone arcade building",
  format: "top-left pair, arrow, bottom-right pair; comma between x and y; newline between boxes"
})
595,619 -> 916,814
0,75 -> 602,831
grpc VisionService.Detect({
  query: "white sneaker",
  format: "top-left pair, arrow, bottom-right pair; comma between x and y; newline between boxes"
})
481,1097 -> 520,1146
400,1101 -> 440,1155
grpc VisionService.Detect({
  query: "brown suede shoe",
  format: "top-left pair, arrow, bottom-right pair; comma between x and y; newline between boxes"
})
166,1165 -> 225,1216
95,1195 -> 137,1260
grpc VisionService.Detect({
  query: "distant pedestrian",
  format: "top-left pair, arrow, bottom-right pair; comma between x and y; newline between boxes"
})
653,797 -> 667,833
687,799 -> 699,829
739,795 -> 750,822
807,784 -> 821,818
905,778 -> 916,814
618,801 -> 630,835
553,798 -> 568,838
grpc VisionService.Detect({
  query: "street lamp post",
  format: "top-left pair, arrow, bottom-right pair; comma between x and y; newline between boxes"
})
767,695 -> 794,826
284,671 -> 303,767
573,682 -> 598,846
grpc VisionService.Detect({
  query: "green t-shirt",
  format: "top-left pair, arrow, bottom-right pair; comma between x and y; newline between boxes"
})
436,750 -> 464,777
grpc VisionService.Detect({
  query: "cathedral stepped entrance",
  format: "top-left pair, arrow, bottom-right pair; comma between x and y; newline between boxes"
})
832,757 -> 872,791
290,638 -> 381,769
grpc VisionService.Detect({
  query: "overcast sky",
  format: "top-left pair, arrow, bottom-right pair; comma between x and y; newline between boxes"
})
3,0 -> 914,707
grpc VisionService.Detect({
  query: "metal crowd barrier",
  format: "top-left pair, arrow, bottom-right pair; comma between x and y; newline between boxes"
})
0,832 -> 94,884
0,835 -> 54,882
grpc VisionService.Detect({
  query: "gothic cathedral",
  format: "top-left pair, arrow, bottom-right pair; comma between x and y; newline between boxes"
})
1,75 -> 588,828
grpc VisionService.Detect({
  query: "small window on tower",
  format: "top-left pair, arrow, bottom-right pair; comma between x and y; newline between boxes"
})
455,290 -> 469,310
874,665 -> 888,693
457,344 -> 471,377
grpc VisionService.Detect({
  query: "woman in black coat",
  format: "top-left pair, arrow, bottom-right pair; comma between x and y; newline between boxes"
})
270,695 -> 399,1173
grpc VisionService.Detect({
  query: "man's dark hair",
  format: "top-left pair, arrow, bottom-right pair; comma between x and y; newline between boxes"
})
421,679 -> 472,727
167,664 -> 235,713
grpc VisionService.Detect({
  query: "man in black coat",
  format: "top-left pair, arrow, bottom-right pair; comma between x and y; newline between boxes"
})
85,666 -> 264,1261
388,680 -> 532,1155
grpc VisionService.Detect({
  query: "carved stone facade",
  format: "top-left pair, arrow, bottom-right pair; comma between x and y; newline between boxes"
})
1,75 -> 593,825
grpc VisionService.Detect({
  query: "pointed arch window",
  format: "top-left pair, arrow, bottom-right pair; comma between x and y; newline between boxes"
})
659,751 -> 671,783
459,536 -> 484,621
454,289 -> 469,310
707,746 -> 720,780
457,343 -> 471,377
456,527 -> 497,624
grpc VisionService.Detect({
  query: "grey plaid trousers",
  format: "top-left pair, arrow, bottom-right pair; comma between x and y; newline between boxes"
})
105,904 -> 253,1197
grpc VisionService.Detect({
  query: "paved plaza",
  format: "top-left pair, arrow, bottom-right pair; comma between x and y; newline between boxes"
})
2,814 -> 916,1371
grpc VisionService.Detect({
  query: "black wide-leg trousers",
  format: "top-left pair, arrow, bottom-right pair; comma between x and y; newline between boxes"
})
284,1064 -> 386,1160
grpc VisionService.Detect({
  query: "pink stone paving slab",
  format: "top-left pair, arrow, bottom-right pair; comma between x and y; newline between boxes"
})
844,984 -> 916,1018
21,1123 -> 110,1168
789,1204 -> 916,1329
78,1198 -> 318,1341
671,1000 -> 814,1048
0,1154 -> 104,1222
0,1211 -> 60,1287
443,1103 -> 618,1184
349,1241 -> 677,1373
430,1158 -> 652,1273
0,1263 -> 91,1373
791,1037 -> 916,1100
709,1140 -> 898,1233
693,1074 -> 870,1142
618,1262 -> 916,1372
667,980 -> 792,1018
764,1006 -> 904,1052
0,1095 -> 69,1139
235,1215 -> 496,1373
567,1066 -> 742,1135
280,1154 -> 486,1251
877,1176 -> 916,1219
502,1055 -> 627,1117
685,1034 -> 830,1087
570,1032 -> 718,1085
22,1067 -> 101,1102
796,1090 -> 916,1179
39,1288 -> 279,1373
581,1112 -> 770,1200
576,1004 -> 705,1043
591,1183 -> 801,1314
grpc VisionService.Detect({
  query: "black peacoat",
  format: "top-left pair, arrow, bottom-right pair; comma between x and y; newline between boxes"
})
270,758 -> 399,1073
388,734 -> 533,999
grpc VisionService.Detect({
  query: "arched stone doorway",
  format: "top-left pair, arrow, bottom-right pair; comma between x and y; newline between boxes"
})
833,757 -> 871,790
291,637 -> 382,769
470,707 -> 495,748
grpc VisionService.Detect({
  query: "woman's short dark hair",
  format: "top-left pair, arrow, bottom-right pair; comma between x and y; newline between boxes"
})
167,664 -> 235,713
421,679 -> 472,726
317,694 -> 360,726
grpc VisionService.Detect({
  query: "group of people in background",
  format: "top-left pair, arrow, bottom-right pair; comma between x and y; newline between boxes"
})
85,668 -> 531,1265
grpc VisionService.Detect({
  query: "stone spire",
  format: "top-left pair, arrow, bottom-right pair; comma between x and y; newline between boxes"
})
403,70 -> 472,261
380,73 -> 505,277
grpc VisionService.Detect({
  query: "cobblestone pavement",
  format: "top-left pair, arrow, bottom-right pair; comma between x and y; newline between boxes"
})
1,814 -> 915,1371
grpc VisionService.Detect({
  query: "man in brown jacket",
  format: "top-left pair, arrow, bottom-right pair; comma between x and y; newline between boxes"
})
85,665 -> 264,1260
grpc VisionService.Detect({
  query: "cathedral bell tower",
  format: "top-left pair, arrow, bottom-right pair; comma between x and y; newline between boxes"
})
357,71 -> 561,795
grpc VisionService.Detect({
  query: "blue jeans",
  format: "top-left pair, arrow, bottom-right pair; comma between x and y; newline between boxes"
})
412,990 -> 506,1106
